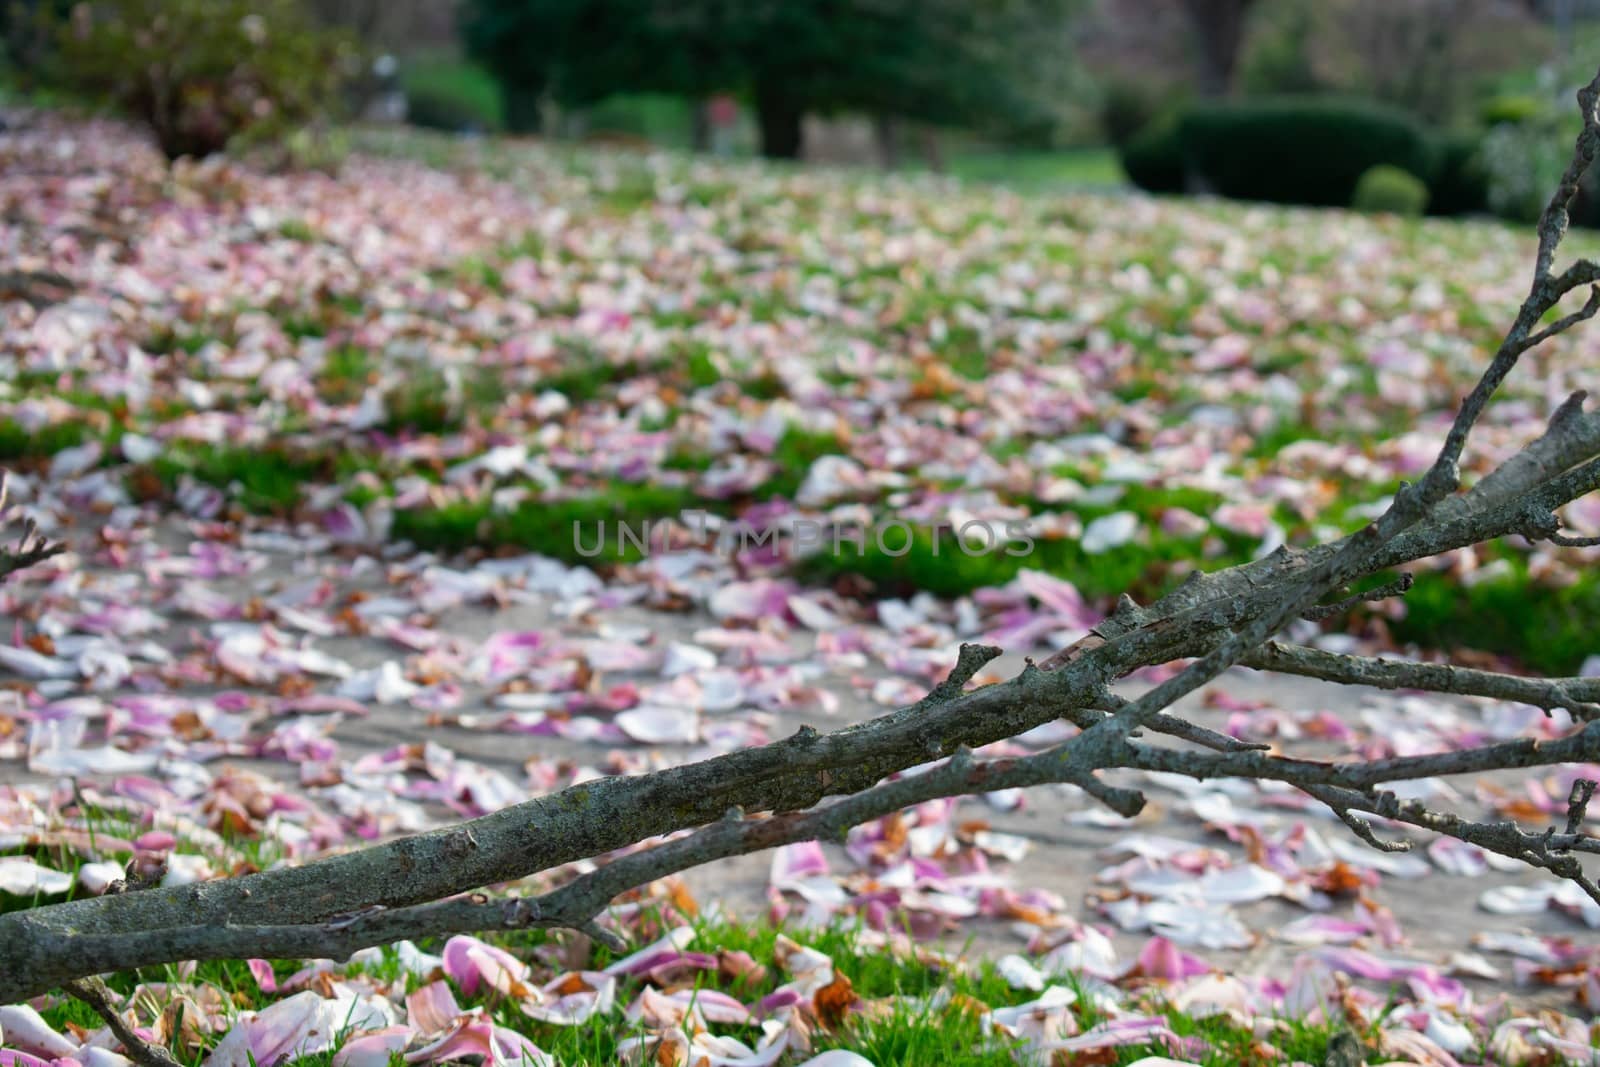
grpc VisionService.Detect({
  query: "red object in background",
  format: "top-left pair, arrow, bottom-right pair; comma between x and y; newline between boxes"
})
708,94 -> 739,129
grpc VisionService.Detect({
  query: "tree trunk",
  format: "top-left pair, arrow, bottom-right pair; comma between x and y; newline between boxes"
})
754,84 -> 803,160
503,85 -> 543,135
1179,0 -> 1257,97
873,114 -> 900,170
691,99 -> 711,153
918,126 -> 944,173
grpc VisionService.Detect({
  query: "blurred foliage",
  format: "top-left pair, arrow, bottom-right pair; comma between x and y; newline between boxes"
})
944,146 -> 1122,190
585,93 -> 696,145
460,0 -> 1085,158
1096,78 -> 1174,149
399,53 -> 503,132
1235,0 -> 1547,126
1479,97 -> 1600,228
53,0 -> 358,161
0,0 -> 71,88
1351,164 -> 1428,216
1236,0 -> 1326,97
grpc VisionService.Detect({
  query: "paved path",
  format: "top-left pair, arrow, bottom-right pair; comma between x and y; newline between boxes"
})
1,514 -> 1594,1010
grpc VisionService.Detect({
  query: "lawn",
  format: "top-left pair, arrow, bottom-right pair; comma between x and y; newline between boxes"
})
944,146 -> 1127,189
5,118 -> 1598,671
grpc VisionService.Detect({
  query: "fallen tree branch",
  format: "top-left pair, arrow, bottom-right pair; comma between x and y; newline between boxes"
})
4,66 -> 1600,1010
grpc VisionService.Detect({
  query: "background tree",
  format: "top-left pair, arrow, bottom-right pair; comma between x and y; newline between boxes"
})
460,0 -> 1078,157
1177,0 -> 1258,97
0,0 -> 71,90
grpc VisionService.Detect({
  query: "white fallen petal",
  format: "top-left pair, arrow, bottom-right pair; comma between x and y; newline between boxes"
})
997,954 -> 1046,992
615,704 -> 699,745
78,860 -> 127,895
1081,511 -> 1139,554
795,1053 -> 876,1067
0,1004 -> 81,1058
662,642 -> 717,677
29,745 -> 160,776
80,1047 -> 135,1067
787,595 -> 843,631
0,644 -> 76,679
120,433 -> 163,463
0,857 -> 74,896
51,441 -> 103,478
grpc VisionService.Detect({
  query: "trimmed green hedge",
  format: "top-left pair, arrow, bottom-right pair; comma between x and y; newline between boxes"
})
1119,113 -> 1185,194
1178,97 -> 1434,207
1426,131 -> 1489,216
1119,97 -> 1497,217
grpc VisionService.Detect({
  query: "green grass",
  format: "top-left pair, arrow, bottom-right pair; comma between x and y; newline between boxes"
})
147,443 -> 379,514
584,92 -> 698,148
1394,554 -> 1600,676
536,344 -> 663,404
944,147 -> 1126,190
390,483 -> 705,563
8,903 -> 1361,1067
276,217 -> 318,243
757,427 -> 847,501
0,417 -> 95,460
316,346 -> 376,406
399,54 -> 504,131
799,484 -> 1255,602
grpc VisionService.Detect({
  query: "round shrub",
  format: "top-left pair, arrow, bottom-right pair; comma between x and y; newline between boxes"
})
1119,114 -> 1185,194
1176,97 -> 1435,207
1352,165 -> 1429,216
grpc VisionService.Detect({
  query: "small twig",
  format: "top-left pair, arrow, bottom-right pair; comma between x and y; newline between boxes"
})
1301,573 -> 1414,620
1547,530 -> 1600,548
0,471 -> 65,582
1326,799 -> 1413,854
62,977 -> 185,1067
1523,284 -> 1600,351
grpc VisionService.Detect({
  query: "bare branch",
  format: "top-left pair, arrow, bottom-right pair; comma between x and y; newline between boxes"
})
63,977 -> 185,1067
1242,641 -> 1600,719
1301,573 -> 1413,620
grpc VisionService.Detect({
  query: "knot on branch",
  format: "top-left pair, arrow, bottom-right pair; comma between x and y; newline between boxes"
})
502,897 -> 542,927
1564,779 -> 1597,841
